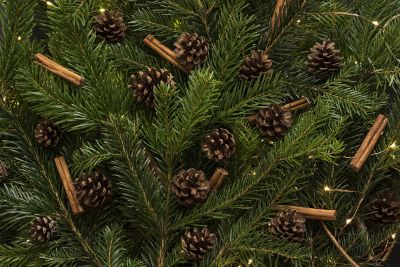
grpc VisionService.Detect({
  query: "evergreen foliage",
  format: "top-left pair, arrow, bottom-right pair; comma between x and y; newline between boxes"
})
0,0 -> 399,266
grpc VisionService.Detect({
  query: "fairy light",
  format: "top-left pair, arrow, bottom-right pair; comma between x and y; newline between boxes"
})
372,21 -> 379,26
296,19 -> 301,23
46,1 -> 53,6
99,7 -> 106,13
324,186 -> 331,192
308,155 -> 313,159
392,233 -> 396,239
252,171 -> 256,176
346,218 -> 352,224
248,259 -> 253,265
389,141 -> 397,149
17,36 -> 22,41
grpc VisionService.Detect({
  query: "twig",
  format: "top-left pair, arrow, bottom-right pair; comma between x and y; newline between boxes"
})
321,222 -> 360,267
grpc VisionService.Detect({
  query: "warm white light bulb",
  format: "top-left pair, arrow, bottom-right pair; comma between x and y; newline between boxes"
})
390,142 -> 397,149
46,1 -> 53,6
248,259 -> 253,264
372,21 -> 379,26
17,36 -> 22,41
392,233 -> 396,239
346,218 -> 352,224
324,186 -> 330,191
252,171 -> 256,176
296,19 -> 301,23
100,8 -> 106,13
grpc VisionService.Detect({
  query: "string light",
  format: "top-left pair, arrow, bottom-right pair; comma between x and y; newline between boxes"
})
389,141 -> 397,149
99,8 -> 106,13
248,259 -> 253,264
17,36 -> 22,41
372,21 -> 379,26
346,218 -> 352,224
392,233 -> 396,239
296,19 -> 301,23
324,186 -> 331,191
46,1 -> 53,6
308,155 -> 313,159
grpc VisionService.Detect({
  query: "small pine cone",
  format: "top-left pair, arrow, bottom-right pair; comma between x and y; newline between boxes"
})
129,67 -> 175,107
202,128 -> 236,161
0,161 -> 9,183
174,33 -> 209,71
369,190 -> 400,224
172,168 -> 210,206
29,216 -> 57,242
74,170 -> 112,208
94,10 -> 127,43
306,39 -> 343,79
269,209 -> 306,241
181,227 -> 216,261
256,105 -> 292,141
239,49 -> 272,80
34,119 -> 62,148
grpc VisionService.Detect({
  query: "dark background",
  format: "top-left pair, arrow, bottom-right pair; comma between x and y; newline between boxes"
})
0,4 -> 398,267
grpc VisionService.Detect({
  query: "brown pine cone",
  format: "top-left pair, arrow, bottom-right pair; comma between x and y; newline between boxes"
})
256,105 -> 292,141
129,67 -> 175,107
0,160 -> 9,183
74,170 -> 112,208
306,39 -> 343,79
94,10 -> 127,43
202,128 -> 236,161
172,168 -> 210,206
34,119 -> 62,148
29,216 -> 57,242
269,209 -> 306,241
369,190 -> 400,224
174,32 -> 209,71
181,227 -> 216,261
239,49 -> 272,80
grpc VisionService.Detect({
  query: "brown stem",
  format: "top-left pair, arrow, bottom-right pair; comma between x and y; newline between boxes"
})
321,222 -> 360,267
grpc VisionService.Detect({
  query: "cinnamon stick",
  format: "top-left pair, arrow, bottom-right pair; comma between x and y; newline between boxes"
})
54,156 -> 84,215
283,97 -> 311,111
350,114 -> 388,172
209,168 -> 228,192
248,98 -> 310,123
143,35 -> 189,74
34,53 -> 84,86
274,205 -> 337,221
271,0 -> 287,29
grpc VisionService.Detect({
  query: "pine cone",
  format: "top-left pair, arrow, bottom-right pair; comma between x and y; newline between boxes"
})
74,170 -> 112,208
29,216 -> 57,242
239,49 -> 272,80
269,209 -> 306,241
34,119 -> 62,148
172,168 -> 210,206
202,128 -> 236,161
369,191 -> 400,224
306,39 -> 343,79
181,227 -> 216,261
94,10 -> 127,43
256,105 -> 292,141
174,33 -> 209,71
0,160 -> 9,183
129,67 -> 175,107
